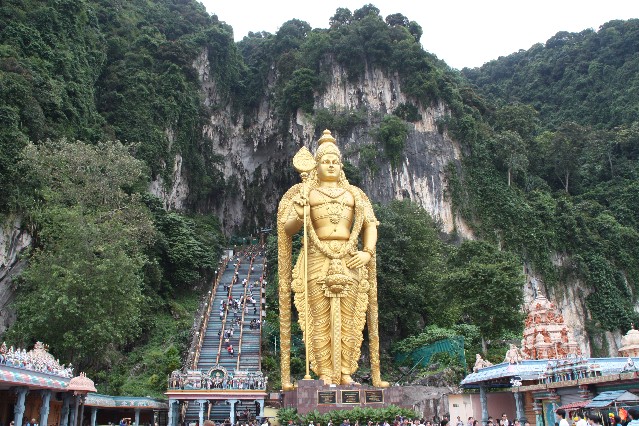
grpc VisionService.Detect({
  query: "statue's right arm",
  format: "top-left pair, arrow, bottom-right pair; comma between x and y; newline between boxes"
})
283,202 -> 304,236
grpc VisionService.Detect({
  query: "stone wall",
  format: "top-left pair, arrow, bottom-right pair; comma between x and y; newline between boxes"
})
283,380 -> 452,419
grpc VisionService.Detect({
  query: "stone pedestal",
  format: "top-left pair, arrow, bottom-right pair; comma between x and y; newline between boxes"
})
282,380 -> 408,414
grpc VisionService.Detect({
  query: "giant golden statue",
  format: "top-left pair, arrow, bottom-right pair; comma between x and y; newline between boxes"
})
278,130 -> 389,389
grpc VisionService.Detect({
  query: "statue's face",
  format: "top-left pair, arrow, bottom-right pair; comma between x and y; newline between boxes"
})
317,153 -> 341,182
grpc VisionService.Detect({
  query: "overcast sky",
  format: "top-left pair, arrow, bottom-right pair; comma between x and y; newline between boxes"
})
199,0 -> 639,70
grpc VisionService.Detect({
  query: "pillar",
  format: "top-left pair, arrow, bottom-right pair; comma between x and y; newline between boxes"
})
91,408 -> 98,426
78,395 -> 87,426
254,400 -> 264,419
514,391 -> 525,423
61,395 -> 72,426
479,385 -> 488,426
13,387 -> 29,426
168,399 -> 178,426
69,396 -> 78,426
533,400 -> 544,426
197,400 -> 207,426
228,400 -> 239,426
135,408 -> 141,426
40,390 -> 52,426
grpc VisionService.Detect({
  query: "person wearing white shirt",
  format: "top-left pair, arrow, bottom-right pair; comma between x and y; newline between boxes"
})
556,409 -> 569,426
575,414 -> 587,426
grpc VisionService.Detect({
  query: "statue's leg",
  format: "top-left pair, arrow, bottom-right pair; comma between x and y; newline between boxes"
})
339,289 -> 361,384
307,280 -> 332,381
302,252 -> 333,382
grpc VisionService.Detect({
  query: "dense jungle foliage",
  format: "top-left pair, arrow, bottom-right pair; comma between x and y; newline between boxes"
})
458,19 -> 639,347
1,0 -> 638,395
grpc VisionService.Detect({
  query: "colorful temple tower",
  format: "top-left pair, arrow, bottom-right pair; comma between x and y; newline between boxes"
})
520,295 -> 581,360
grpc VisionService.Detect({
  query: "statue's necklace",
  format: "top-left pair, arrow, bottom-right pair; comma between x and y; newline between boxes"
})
315,186 -> 346,199
325,197 -> 346,225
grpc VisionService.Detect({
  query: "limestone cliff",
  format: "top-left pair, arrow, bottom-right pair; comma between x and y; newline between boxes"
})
150,50 -> 473,238
0,216 -> 31,335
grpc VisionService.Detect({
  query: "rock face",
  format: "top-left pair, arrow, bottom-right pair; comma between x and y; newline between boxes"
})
153,50 -> 472,237
0,216 -> 31,335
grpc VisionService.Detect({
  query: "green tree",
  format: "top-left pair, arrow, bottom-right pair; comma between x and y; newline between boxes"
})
548,122 -> 587,193
445,240 -> 524,354
7,140 -> 153,369
376,201 -> 445,341
494,130 -> 528,186
329,8 -> 352,28
374,115 -> 410,168
280,68 -> 319,114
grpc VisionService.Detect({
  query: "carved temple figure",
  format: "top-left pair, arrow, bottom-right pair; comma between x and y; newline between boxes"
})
278,130 -> 388,389
504,344 -> 523,364
473,354 -> 493,372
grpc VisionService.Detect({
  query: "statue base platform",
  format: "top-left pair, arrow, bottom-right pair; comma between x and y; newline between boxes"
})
281,380 -> 407,414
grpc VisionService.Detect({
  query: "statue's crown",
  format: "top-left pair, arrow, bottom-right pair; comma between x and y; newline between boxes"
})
315,129 -> 341,161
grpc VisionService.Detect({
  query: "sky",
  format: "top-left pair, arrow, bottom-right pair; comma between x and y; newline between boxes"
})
199,0 -> 639,70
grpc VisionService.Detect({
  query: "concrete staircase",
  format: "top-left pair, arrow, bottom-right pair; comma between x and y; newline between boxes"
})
184,248 -> 265,423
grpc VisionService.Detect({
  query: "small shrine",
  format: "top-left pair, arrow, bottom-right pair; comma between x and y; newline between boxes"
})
619,325 -> 639,357
520,295 -> 581,359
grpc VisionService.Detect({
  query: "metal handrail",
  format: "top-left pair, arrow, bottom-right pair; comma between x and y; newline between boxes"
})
190,257 -> 229,369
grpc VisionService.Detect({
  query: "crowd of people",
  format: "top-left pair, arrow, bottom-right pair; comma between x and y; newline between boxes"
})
168,370 -> 267,390
218,251 -> 265,359
556,408 -> 639,426
0,341 -> 74,378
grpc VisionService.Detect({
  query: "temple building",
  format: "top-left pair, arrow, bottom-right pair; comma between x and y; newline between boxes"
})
453,295 -> 639,426
520,295 -> 581,360
0,342 -> 167,426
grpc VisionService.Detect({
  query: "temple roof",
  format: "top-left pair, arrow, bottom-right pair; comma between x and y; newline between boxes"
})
85,394 -> 168,409
461,357 -> 639,387
461,360 -> 547,386
585,390 -> 639,408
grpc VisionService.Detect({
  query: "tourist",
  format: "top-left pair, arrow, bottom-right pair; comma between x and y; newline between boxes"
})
467,418 -> 474,426
576,416 -> 587,426
627,409 -> 639,426
557,410 -> 569,426
587,415 -> 601,426
457,418 -> 464,426
440,420 -> 448,426
501,414 -> 510,426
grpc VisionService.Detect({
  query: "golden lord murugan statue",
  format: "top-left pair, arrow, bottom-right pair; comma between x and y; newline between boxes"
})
277,130 -> 389,389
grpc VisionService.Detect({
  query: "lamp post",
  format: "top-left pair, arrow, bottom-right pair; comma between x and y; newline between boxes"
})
68,373 -> 97,426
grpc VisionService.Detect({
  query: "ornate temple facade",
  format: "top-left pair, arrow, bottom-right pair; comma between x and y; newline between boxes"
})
0,342 -> 167,426
456,295 -> 639,426
520,295 -> 581,360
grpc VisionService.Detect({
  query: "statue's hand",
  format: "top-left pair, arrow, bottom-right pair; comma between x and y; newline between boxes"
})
292,194 -> 307,218
346,251 -> 371,269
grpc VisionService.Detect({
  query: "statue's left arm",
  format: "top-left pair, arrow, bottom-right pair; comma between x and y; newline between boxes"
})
346,189 -> 378,269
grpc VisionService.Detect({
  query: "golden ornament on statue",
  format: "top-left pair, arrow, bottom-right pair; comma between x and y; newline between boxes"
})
277,129 -> 389,390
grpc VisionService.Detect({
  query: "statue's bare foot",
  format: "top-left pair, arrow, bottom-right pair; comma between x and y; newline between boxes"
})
320,375 -> 332,385
341,374 -> 360,385
372,379 -> 390,388
282,382 -> 294,391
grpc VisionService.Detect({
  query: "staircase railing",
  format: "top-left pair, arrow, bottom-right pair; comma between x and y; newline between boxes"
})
258,253 -> 266,371
235,255 -> 255,370
186,256 -> 229,370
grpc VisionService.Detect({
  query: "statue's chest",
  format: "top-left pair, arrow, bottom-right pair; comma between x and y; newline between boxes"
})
309,189 -> 355,224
